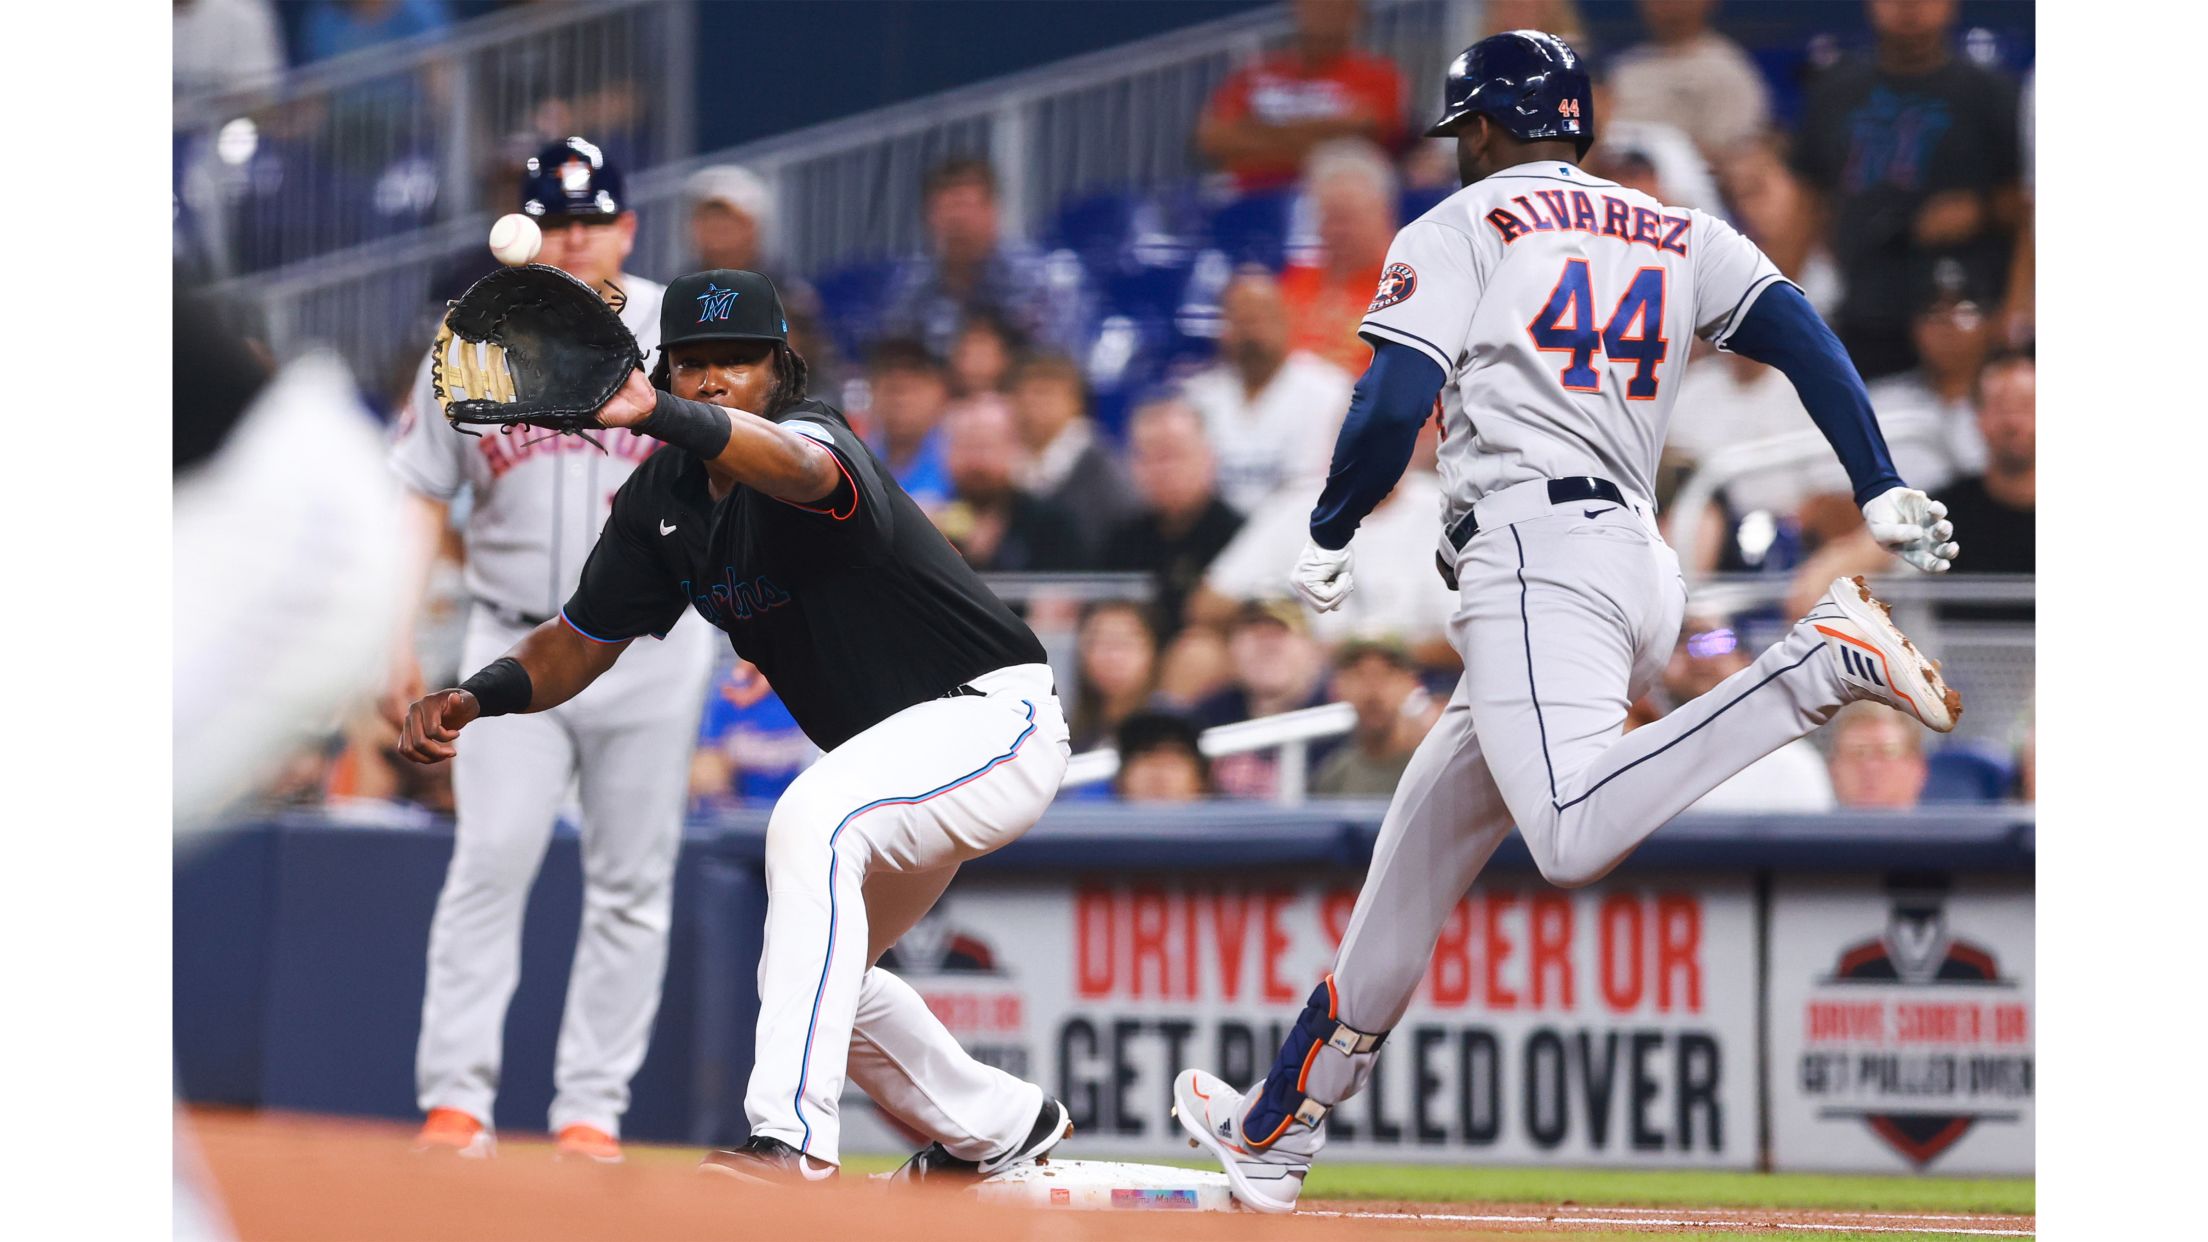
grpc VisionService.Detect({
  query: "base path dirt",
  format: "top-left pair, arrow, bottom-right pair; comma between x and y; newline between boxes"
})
186,1112 -> 2035,1240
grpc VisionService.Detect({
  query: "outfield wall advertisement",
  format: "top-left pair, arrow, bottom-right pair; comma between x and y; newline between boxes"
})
838,875 -> 1760,1167
1764,876 -> 2035,1175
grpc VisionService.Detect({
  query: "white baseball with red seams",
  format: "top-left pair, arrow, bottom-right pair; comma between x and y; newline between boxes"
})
488,213 -> 542,267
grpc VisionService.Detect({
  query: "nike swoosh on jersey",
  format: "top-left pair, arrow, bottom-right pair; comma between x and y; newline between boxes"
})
1582,507 -> 1617,519
660,521 -> 677,535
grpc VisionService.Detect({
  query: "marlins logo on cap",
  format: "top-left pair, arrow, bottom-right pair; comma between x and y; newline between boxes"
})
696,282 -> 740,323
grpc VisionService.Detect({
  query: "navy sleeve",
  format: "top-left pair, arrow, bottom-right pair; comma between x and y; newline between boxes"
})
1307,341 -> 1446,550
1720,282 -> 1907,506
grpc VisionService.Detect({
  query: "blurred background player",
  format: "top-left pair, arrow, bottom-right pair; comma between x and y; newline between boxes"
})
385,136 -> 716,1163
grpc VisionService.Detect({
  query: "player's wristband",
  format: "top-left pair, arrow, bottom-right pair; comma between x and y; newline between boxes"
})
458,657 -> 533,718
636,392 -> 734,460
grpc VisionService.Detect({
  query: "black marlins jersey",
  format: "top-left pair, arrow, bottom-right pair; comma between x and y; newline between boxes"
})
561,398 -> 1046,750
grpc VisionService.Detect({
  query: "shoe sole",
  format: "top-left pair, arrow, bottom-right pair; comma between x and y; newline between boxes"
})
978,1098 -> 1075,1176
1817,575 -> 1961,733
1169,1070 -> 1300,1215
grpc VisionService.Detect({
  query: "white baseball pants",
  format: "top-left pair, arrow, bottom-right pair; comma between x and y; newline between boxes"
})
1326,492 -> 1852,1043
416,607 -> 715,1136
743,663 -> 1069,1165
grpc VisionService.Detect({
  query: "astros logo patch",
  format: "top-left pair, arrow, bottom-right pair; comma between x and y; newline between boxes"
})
1368,262 -> 1417,313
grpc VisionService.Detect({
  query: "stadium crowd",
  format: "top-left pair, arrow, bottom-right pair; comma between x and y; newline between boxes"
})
225,0 -> 2034,814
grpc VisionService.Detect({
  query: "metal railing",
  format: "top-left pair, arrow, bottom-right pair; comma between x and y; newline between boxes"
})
199,0 -> 1469,388
175,0 -> 693,282
1063,701 -> 1355,804
1061,570 -> 2034,803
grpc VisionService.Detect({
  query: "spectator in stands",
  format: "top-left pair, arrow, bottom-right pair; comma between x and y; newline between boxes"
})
1183,269 -> 1353,514
689,661 -> 818,808
1605,0 -> 1772,160
1279,140 -> 1398,375
1786,347 -> 2034,619
1865,258 -> 2000,486
1102,396 -> 1247,639
862,338 -> 954,510
1665,618 -> 1837,813
1480,0 -> 1589,45
1585,121 -> 1725,218
1011,354 -> 1140,556
1310,638 -> 1438,798
948,311 -> 1026,400
1826,702 -> 1928,810
877,156 -> 1089,359
1716,135 -> 1841,312
1192,600 -> 1333,799
686,165 -> 834,390
1113,712 -> 1213,803
1196,0 -> 1406,193
1790,0 -> 2023,380
1070,602 -> 1163,753
936,399 -> 1084,573
1193,423 -> 1454,666
174,0 -> 284,99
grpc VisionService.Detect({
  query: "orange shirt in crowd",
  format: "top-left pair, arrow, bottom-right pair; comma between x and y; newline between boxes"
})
1204,51 -> 1406,191
1279,259 -> 1382,375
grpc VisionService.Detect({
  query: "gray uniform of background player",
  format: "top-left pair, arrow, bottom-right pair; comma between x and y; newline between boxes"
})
389,275 -> 717,1139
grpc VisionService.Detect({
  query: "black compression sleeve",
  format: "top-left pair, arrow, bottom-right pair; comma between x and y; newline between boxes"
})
459,657 -> 533,717
635,392 -> 734,459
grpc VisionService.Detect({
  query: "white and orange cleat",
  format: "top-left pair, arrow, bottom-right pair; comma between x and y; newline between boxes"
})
555,1124 -> 623,1165
1812,576 -> 1962,733
412,1107 -> 495,1158
1170,1070 -> 1315,1214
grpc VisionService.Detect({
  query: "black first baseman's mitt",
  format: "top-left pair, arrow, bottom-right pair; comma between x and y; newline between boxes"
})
430,263 -> 641,439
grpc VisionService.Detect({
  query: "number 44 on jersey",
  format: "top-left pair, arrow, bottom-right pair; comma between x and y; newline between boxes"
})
1527,259 -> 1668,401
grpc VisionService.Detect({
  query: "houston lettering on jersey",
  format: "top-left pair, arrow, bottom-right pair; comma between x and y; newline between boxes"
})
477,425 -> 661,480
1484,190 -> 1692,256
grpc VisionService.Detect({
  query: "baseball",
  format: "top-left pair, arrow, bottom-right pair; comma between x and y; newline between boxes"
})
488,213 -> 542,266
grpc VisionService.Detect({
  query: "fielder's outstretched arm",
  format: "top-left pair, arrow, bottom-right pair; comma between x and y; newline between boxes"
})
397,620 -> 629,763
597,369 -> 838,504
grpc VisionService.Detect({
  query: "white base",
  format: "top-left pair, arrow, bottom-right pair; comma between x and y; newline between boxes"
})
972,1159 -> 1239,1211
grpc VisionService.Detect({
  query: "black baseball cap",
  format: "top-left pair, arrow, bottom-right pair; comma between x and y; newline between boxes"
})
659,269 -> 790,352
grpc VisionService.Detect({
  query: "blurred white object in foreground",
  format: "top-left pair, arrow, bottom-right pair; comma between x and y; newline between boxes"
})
174,353 -> 405,834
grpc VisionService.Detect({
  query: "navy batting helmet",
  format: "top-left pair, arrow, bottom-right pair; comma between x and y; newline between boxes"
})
520,136 -> 626,219
1425,30 -> 1593,156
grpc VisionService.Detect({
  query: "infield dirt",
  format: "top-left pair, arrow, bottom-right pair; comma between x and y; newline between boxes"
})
186,1110 -> 2033,1240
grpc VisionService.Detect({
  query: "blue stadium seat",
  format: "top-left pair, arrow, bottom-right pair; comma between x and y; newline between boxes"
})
1049,190 -> 1139,276
1206,189 -> 1296,270
1923,744 -> 2017,804
1399,182 -> 1451,224
812,260 -> 898,359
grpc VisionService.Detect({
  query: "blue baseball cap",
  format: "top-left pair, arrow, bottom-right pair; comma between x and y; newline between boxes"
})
520,136 -> 626,219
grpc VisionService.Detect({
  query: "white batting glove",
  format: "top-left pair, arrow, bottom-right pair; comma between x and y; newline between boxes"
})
1291,539 -> 1355,612
1862,486 -> 1960,574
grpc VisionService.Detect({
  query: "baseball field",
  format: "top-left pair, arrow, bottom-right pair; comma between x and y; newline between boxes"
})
188,1110 -> 2034,1240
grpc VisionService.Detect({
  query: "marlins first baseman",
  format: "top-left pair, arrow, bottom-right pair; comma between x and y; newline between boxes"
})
1174,32 -> 1963,1211
399,269 -> 1076,1185
390,137 -> 716,1163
